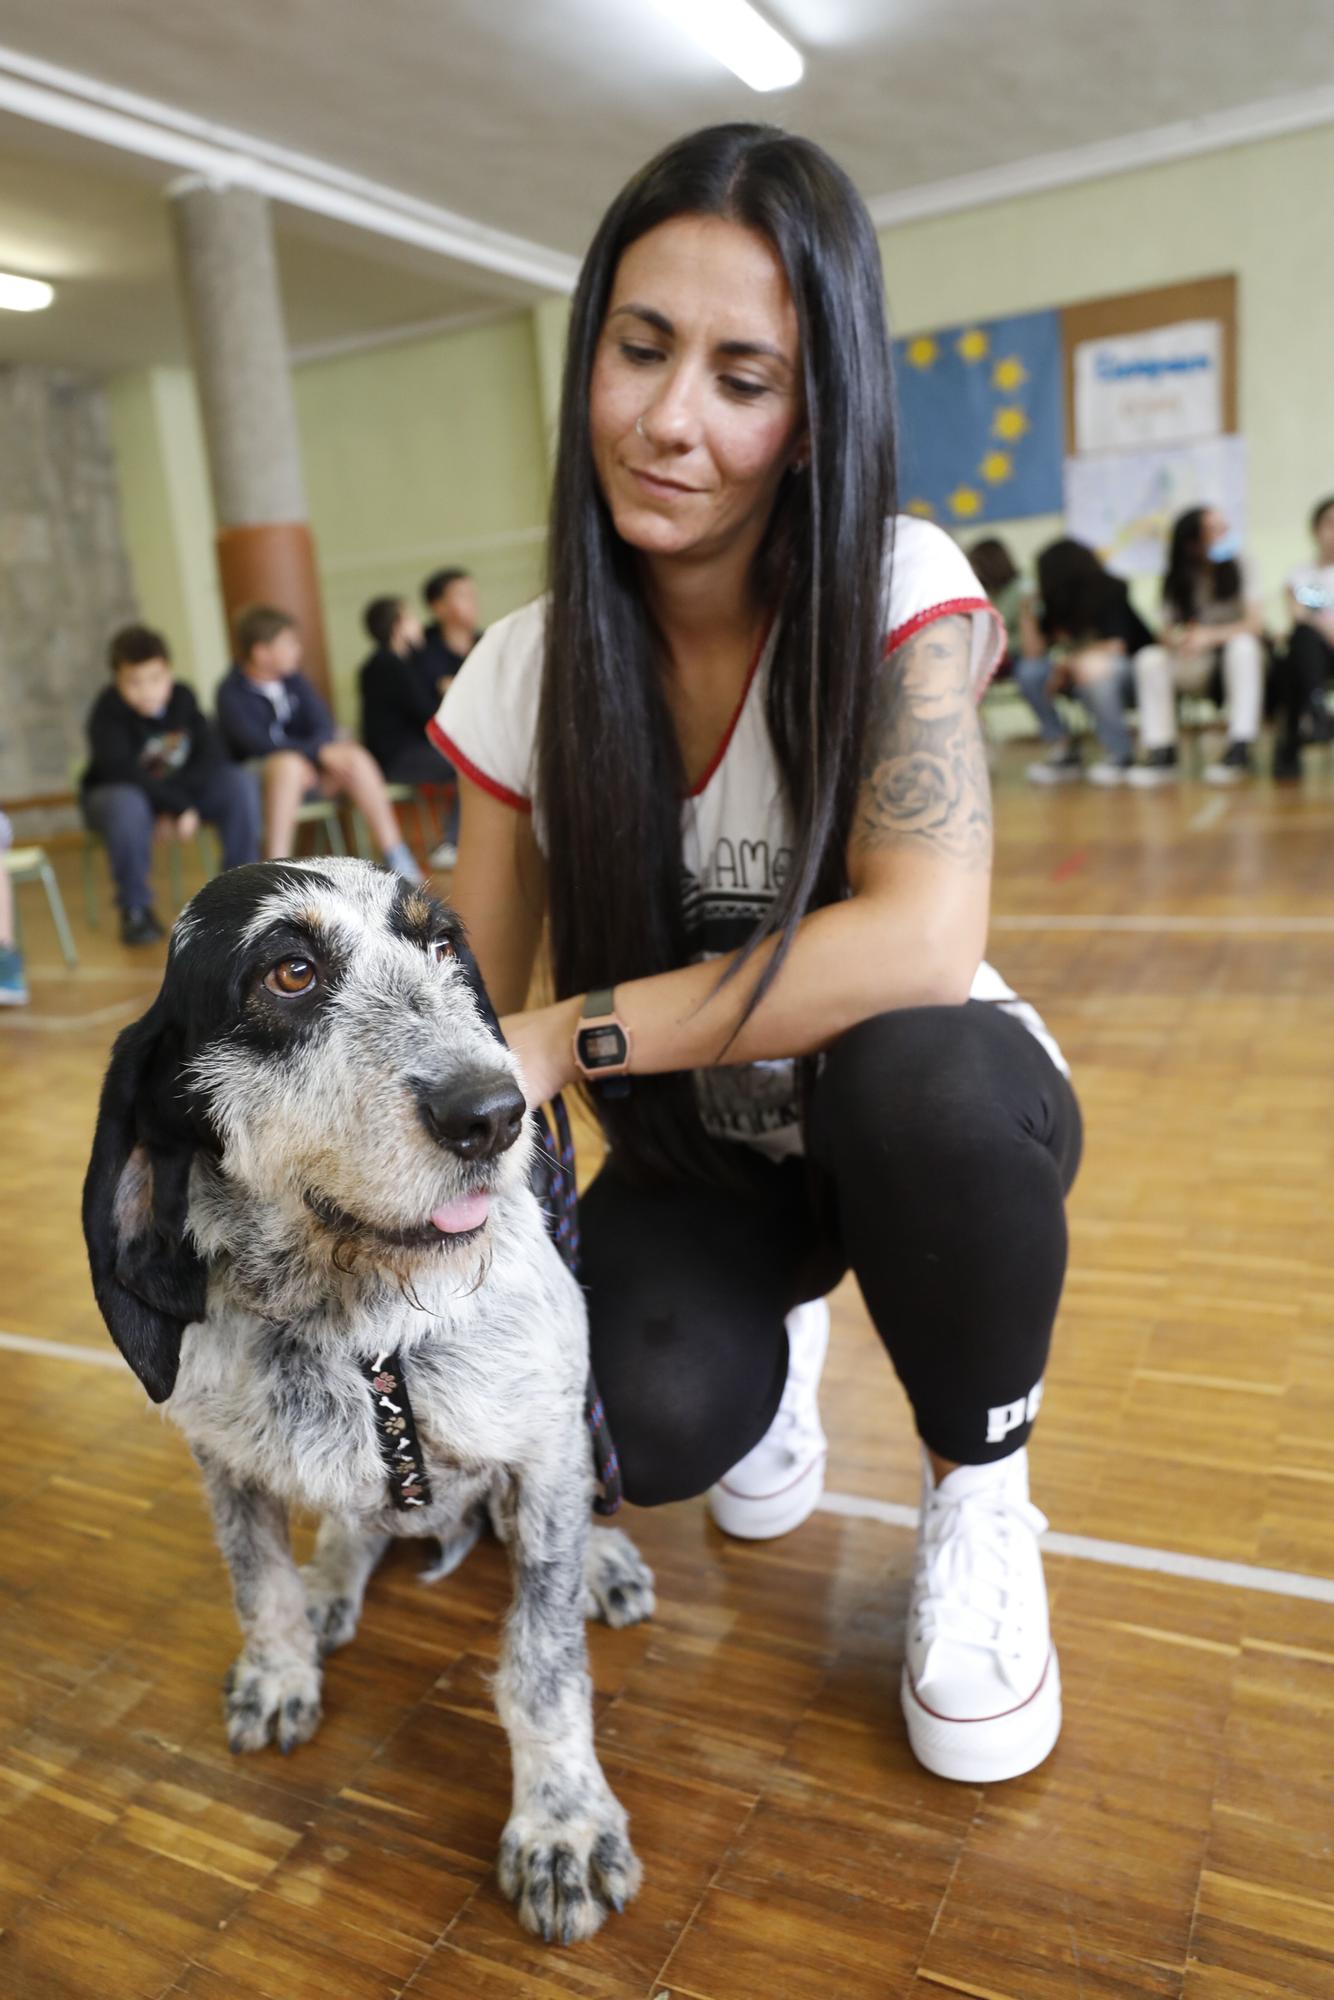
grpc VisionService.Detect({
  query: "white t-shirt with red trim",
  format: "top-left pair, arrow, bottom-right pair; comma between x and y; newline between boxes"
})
432,516 -> 1067,1157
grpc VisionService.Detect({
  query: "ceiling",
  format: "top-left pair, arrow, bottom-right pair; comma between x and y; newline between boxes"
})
0,113 -> 518,371
2,0 -> 1332,371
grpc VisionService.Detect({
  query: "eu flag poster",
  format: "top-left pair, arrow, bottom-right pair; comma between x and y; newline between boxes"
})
892,308 -> 1063,528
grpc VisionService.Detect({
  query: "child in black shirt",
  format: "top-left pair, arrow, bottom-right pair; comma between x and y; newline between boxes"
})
83,624 -> 261,945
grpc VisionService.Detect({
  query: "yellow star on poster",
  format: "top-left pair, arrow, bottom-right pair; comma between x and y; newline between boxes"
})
949,485 -> 983,519
993,355 -> 1028,392
993,405 -> 1029,441
906,498 -> 935,519
980,451 -> 1013,484
956,328 -> 989,363
905,336 -> 938,369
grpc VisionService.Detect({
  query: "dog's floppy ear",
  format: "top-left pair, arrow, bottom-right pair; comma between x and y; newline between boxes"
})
82,996 -> 206,1402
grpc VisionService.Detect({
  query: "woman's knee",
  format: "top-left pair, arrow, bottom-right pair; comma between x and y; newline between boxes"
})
815,1003 -> 1067,1176
595,1324 -> 786,1508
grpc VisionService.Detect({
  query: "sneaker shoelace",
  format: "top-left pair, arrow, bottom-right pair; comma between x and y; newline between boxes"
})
913,1484 -> 1049,1690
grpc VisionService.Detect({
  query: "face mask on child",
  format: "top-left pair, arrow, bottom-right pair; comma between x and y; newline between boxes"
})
1207,533 -> 1241,564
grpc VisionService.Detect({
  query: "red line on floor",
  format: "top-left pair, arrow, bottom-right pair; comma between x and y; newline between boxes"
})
1050,849 -> 1089,883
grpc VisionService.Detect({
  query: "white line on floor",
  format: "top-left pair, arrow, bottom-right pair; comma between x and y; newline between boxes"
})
818,1490 -> 1334,1605
991,914 -> 1334,935
0,999 -> 143,1033
1187,794 -> 1230,833
6,1330 -> 1333,1608
0,1329 -> 123,1368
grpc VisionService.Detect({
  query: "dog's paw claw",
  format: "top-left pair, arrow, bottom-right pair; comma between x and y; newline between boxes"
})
499,1804 -> 641,1944
223,1655 -> 322,1754
582,1528 -> 656,1629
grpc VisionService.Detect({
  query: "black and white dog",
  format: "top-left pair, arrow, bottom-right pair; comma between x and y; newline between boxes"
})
82,857 -> 652,1944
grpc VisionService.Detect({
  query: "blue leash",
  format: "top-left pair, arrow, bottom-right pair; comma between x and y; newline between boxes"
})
533,1096 -> 622,1517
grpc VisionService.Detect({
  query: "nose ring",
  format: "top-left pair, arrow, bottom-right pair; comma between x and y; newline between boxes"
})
635,414 -> 647,439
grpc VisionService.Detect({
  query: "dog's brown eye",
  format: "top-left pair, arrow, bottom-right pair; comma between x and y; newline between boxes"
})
265,957 -> 317,996
430,939 -> 455,964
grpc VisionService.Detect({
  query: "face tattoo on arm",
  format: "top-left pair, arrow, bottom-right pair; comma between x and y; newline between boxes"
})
855,614 -> 993,871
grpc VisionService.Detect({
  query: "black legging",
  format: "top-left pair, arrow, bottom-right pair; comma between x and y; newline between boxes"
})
580,1001 -> 1082,1506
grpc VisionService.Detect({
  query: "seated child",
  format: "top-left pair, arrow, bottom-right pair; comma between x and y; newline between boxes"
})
358,595 -> 459,866
83,624 -> 261,946
216,605 -> 422,880
1272,494 -> 1334,781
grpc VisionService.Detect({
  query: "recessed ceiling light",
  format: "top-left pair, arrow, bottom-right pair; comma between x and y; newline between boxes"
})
654,0 -> 804,93
0,273 -> 55,313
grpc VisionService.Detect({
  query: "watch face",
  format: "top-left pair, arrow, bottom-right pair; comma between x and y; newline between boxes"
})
580,1023 -> 627,1070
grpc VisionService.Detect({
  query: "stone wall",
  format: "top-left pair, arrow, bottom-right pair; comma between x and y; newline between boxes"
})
0,366 -> 138,825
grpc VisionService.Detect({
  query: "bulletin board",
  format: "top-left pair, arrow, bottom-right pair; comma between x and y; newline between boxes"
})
1061,274 -> 1237,449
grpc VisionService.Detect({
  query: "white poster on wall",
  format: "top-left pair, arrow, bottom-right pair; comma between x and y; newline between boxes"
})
1074,320 -> 1223,453
1063,435 -> 1248,579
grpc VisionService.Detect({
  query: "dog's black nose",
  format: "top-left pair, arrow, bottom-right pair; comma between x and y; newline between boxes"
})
417,1074 -> 526,1161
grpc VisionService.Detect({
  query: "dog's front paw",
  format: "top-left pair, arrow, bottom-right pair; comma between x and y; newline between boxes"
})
582,1528 -> 656,1630
223,1653 -> 322,1754
301,1582 -> 359,1656
498,1798 -> 642,1944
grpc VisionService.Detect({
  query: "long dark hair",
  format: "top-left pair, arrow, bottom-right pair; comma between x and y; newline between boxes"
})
968,537 -> 1018,598
1163,507 -> 1240,622
1035,538 -> 1121,643
538,124 -> 897,1183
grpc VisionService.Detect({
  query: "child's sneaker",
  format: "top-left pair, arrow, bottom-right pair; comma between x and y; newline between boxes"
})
0,943 -> 28,1005
1203,740 -> 1255,786
708,1299 -> 829,1540
1025,743 -> 1083,787
901,1446 -> 1061,1783
1125,747 -> 1180,788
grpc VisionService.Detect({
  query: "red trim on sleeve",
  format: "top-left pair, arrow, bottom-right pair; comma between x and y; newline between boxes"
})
427,718 -> 532,814
883,596 -> 1007,702
686,611 -> 776,799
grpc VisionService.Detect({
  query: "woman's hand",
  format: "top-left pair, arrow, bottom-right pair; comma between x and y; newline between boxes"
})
501,994 -> 584,1109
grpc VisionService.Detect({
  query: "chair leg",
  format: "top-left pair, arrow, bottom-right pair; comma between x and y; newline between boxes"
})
167,839 -> 186,910
39,862 -> 79,968
351,812 -> 373,861
82,837 -> 100,928
325,812 -> 347,859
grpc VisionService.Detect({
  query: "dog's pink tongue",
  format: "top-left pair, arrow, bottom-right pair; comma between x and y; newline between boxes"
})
430,1192 -> 491,1235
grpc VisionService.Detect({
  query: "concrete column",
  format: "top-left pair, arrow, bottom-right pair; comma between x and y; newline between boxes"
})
168,180 -> 332,697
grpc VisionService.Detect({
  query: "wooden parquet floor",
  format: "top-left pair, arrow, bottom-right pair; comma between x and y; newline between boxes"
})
2,749 -> 1333,1999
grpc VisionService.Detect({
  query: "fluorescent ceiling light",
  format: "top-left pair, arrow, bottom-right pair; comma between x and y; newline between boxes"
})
0,272 -> 54,311
654,0 -> 804,93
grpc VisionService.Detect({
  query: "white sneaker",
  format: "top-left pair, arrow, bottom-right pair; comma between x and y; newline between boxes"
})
708,1299 -> 829,1540
901,1447 -> 1060,1783
1024,744 -> 1083,786
429,839 -> 459,869
1085,757 -> 1132,787
1125,755 -> 1180,788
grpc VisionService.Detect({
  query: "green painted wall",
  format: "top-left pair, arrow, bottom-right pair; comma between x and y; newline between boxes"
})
294,310 -> 551,723
109,308 -> 553,726
877,120 -> 1334,620
106,366 -> 224,699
